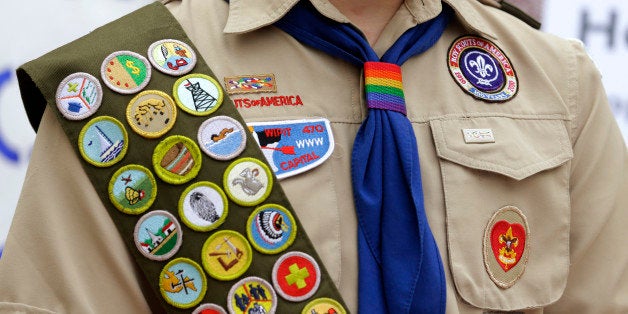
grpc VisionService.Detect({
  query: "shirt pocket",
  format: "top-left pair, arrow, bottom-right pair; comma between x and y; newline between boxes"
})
430,116 -> 573,311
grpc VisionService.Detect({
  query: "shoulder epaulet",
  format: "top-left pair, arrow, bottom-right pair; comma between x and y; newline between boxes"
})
477,0 -> 542,29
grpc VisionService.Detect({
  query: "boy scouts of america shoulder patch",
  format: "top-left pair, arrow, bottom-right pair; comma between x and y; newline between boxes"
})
447,36 -> 518,102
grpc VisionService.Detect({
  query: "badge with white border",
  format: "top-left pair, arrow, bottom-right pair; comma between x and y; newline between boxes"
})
55,72 -> 103,120
147,39 -> 197,76
272,251 -> 321,302
134,210 -> 182,261
101,50 -> 151,94
159,257 -> 207,309
301,297 -> 347,314
248,118 -> 334,179
228,277 -> 277,314
108,164 -> 157,215
178,181 -> 228,232
447,36 -> 518,102
153,135 -> 202,185
78,116 -> 128,167
198,116 -> 246,161
192,303 -> 227,314
173,73 -> 223,116
126,90 -> 177,139
483,205 -> 530,289
201,230 -> 253,281
247,204 -> 297,254
223,158 -> 273,207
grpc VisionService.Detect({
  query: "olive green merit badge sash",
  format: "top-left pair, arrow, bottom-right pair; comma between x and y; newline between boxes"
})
17,3 -> 348,313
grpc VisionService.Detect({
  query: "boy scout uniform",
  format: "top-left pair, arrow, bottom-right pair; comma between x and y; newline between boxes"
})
1,0 -> 626,313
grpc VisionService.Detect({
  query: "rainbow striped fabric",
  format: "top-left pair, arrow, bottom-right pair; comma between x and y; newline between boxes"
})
364,61 -> 407,115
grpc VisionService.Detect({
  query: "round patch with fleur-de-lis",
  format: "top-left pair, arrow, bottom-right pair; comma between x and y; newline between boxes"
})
159,258 -> 207,309
223,158 -> 273,207
126,90 -> 177,139
108,164 -> 157,215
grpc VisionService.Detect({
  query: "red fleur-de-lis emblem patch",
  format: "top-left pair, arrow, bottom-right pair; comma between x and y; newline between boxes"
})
490,221 -> 526,271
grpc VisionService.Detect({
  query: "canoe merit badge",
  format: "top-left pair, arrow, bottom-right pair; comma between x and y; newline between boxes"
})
178,181 -> 228,232
201,230 -> 253,281
192,303 -> 227,314
173,73 -> 224,116
301,297 -> 347,314
153,135 -> 202,185
272,252 -> 321,302
247,204 -> 297,254
223,158 -> 273,207
126,90 -> 177,138
197,116 -> 246,161
147,39 -> 197,76
78,116 -> 128,167
134,210 -> 182,261
108,164 -> 157,215
55,72 -> 103,120
159,258 -> 207,309
101,50 -> 151,94
483,205 -> 530,289
248,118 -> 334,179
447,36 -> 518,102
227,277 -> 277,314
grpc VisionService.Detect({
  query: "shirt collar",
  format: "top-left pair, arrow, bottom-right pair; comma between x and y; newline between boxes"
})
223,0 -> 496,39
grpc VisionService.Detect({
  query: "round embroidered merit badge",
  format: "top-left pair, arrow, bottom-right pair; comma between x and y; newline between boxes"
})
223,158 -> 273,207
272,251 -> 321,302
159,258 -> 207,309
447,36 -> 518,102
101,51 -> 151,94
201,230 -> 253,281
197,116 -> 246,161
126,90 -> 177,139
191,303 -> 227,314
108,164 -> 157,215
301,297 -> 347,314
134,210 -> 183,261
178,181 -> 228,232
173,73 -> 224,116
247,204 -> 297,255
55,72 -> 103,120
153,135 -> 202,185
78,116 -> 128,167
147,39 -> 197,76
227,277 -> 277,314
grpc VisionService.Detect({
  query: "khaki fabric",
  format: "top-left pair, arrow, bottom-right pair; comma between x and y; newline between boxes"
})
1,0 -> 627,313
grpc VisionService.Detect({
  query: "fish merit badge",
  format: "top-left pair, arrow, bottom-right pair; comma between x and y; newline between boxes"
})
272,251 -> 321,302
78,116 -> 128,168
153,135 -> 202,185
483,206 -> 530,289
248,118 -> 334,179
108,164 -> 157,215
159,258 -> 207,309
178,181 -> 228,232
197,116 -> 247,161
201,230 -> 253,281
227,277 -> 278,314
101,50 -> 151,94
173,73 -> 224,116
301,297 -> 347,314
147,39 -> 197,76
247,204 -> 297,255
55,72 -> 103,120
448,36 -> 518,102
126,90 -> 177,139
223,158 -> 273,207
134,210 -> 183,261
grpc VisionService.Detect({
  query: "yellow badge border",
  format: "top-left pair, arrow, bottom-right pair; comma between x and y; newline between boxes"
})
126,90 -> 178,139
223,157 -> 274,207
172,73 -> 224,117
107,164 -> 158,215
178,181 -> 229,232
201,230 -> 253,281
152,135 -> 203,185
78,115 -> 128,168
246,204 -> 297,255
159,257 -> 208,309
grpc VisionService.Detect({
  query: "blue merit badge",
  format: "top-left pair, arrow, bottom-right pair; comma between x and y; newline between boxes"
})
247,118 -> 334,179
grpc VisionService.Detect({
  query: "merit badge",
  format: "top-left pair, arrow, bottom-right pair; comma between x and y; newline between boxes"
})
108,164 -> 157,215
147,39 -> 197,76
197,116 -> 246,161
153,135 -> 202,185
55,72 -> 103,120
179,181 -> 228,232
192,303 -> 227,314
272,252 -> 321,302
247,204 -> 297,254
201,230 -> 253,281
248,118 -> 334,179
126,90 -> 177,138
78,116 -> 128,167
223,158 -> 273,207
447,36 -> 518,102
101,50 -> 151,94
134,210 -> 182,261
173,73 -> 223,116
301,298 -> 347,314
227,277 -> 277,314
159,258 -> 207,309
224,74 -> 277,95
483,205 -> 530,288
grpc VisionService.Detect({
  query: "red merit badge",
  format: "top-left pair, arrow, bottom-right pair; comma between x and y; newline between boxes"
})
272,252 -> 321,302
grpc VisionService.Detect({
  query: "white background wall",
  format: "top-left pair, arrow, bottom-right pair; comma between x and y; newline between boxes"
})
1,0 -> 627,253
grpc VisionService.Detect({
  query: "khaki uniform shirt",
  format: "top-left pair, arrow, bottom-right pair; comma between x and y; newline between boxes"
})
1,0 -> 627,313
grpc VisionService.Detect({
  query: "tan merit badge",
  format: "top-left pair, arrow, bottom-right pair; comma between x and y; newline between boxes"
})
126,90 -> 177,139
